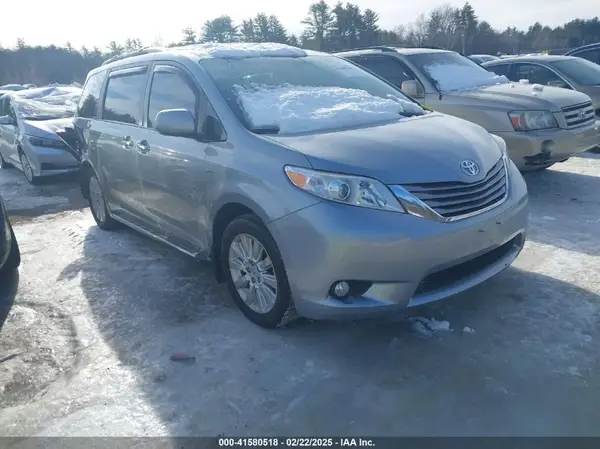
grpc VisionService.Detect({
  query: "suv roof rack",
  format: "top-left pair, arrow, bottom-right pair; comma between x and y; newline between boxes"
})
101,47 -> 164,66
331,46 -> 398,54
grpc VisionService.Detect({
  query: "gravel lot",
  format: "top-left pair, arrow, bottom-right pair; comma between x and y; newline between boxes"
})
1,155 -> 599,437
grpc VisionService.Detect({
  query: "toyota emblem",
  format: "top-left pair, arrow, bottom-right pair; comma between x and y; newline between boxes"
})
579,109 -> 586,118
460,160 -> 480,176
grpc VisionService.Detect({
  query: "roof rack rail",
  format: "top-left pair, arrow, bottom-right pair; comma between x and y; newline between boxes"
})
331,45 -> 398,54
102,47 -> 164,66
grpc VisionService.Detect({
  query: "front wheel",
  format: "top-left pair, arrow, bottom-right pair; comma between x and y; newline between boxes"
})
19,151 -> 40,185
88,173 -> 119,230
221,214 -> 297,328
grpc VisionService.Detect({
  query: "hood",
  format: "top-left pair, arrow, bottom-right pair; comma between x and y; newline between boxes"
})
266,113 -> 503,185
22,118 -> 75,139
449,82 -> 593,111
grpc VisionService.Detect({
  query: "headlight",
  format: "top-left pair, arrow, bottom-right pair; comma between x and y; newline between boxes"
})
25,135 -> 66,149
284,166 -> 405,213
508,110 -> 558,131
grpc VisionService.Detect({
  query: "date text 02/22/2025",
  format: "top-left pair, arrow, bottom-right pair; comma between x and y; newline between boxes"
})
218,438 -> 376,447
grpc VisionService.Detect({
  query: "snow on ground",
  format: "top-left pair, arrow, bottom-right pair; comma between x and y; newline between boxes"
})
423,63 -> 509,92
1,153 -> 600,437
183,42 -> 308,59
234,84 -> 416,134
0,169 -> 84,218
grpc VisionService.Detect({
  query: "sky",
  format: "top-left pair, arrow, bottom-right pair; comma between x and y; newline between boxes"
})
0,0 -> 597,50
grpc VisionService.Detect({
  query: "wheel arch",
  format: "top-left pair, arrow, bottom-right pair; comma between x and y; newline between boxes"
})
79,160 -> 95,200
210,198 -> 268,282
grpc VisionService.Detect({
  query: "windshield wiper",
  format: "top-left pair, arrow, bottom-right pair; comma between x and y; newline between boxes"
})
251,125 -> 280,135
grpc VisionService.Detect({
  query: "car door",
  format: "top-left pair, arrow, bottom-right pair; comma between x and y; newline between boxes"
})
0,101 -> 20,165
96,65 -> 150,226
509,63 -> 572,89
138,63 -> 222,254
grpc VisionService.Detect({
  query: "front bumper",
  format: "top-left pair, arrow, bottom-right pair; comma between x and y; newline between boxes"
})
23,144 -> 79,177
497,120 -> 600,170
268,163 -> 529,320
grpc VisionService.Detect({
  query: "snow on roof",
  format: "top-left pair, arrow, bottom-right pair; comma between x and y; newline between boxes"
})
181,42 -> 308,59
11,85 -> 82,119
233,84 -> 421,134
422,63 -> 509,92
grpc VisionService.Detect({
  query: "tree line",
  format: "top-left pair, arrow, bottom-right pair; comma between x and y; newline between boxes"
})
1,1 -> 599,86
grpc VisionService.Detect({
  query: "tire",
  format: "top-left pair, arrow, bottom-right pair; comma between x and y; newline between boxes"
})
19,151 -> 40,185
0,153 -> 13,169
88,172 -> 119,230
221,214 -> 297,328
3,225 -> 21,271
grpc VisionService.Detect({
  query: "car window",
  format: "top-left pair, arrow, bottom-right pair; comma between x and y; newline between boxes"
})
350,55 -> 415,87
550,58 -> 600,86
573,49 -> 600,65
487,64 -> 510,77
147,70 -> 197,128
78,71 -> 104,119
512,63 -> 566,86
7,102 -> 16,121
102,71 -> 147,125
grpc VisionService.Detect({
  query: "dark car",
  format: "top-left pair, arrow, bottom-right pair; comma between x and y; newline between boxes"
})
564,42 -> 600,65
0,193 -> 20,275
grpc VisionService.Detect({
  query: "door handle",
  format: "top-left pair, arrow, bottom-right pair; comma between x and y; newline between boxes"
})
122,136 -> 134,149
136,140 -> 150,154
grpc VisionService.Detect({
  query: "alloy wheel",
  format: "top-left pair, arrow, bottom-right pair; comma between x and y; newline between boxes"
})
19,152 -> 34,182
228,233 -> 278,314
89,176 -> 107,223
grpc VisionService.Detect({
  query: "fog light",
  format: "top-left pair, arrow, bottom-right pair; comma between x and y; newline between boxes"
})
333,281 -> 350,297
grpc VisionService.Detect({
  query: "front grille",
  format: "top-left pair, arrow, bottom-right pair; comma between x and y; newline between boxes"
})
402,158 -> 507,219
414,234 -> 522,296
562,101 -> 595,128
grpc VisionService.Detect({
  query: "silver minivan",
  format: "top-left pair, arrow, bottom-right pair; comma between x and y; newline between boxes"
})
75,43 -> 528,328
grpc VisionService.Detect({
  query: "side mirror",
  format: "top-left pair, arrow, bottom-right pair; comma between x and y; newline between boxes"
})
199,115 -> 224,142
154,109 -> 196,137
401,80 -> 424,98
0,115 -> 14,126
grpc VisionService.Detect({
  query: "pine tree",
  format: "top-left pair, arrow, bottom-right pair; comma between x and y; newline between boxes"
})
182,27 -> 197,45
301,1 -> 333,50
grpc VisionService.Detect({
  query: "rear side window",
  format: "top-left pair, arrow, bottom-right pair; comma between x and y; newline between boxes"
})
147,71 -> 197,128
102,71 -> 147,125
350,55 -> 415,87
78,72 -> 104,119
511,63 -> 565,86
487,64 -> 510,77
574,49 -> 600,65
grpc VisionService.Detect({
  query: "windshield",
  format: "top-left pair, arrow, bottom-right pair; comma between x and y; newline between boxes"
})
14,98 -> 76,120
408,52 -> 509,92
199,55 -> 425,135
551,58 -> 600,86
12,86 -> 81,120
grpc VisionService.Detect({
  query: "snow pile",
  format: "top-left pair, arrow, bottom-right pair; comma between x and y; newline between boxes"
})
423,64 -> 509,92
233,84 -> 413,134
12,86 -> 82,119
410,317 -> 451,335
184,42 -> 307,59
